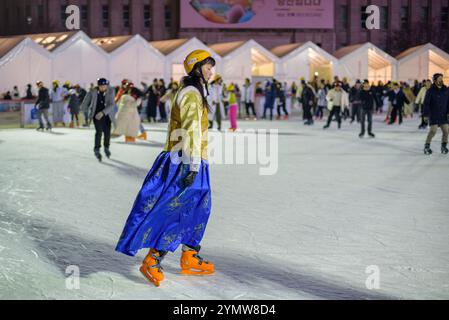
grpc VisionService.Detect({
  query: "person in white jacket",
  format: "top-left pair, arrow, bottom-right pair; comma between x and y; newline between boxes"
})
324,82 -> 349,130
113,86 -> 142,143
416,79 -> 431,129
243,78 -> 257,120
207,74 -> 224,131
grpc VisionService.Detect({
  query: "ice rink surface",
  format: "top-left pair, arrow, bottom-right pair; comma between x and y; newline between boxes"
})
1,115 -> 448,300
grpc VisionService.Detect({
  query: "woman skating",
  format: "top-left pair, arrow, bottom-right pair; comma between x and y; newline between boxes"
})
113,85 -> 142,143
116,50 -> 216,287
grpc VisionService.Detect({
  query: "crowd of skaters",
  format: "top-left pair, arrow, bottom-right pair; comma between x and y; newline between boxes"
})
3,70 -> 448,157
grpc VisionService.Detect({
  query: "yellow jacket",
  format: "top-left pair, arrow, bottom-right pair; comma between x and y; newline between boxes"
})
163,86 -> 209,172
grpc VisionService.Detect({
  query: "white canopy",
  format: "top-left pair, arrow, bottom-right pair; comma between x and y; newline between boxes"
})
272,41 -> 339,83
30,31 -> 109,88
396,43 -> 449,85
0,37 -> 52,95
151,37 -> 221,82
94,34 -> 165,87
334,43 -> 398,83
209,39 -> 278,85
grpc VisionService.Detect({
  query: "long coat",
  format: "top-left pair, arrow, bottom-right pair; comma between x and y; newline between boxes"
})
423,85 -> 449,126
113,95 -> 142,138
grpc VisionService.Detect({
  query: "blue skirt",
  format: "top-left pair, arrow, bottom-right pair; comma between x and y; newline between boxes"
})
115,151 -> 212,256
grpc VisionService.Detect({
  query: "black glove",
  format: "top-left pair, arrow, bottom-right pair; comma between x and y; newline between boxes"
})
183,171 -> 198,188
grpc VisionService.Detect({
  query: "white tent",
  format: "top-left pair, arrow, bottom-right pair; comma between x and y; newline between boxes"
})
150,37 -> 221,82
209,39 -> 278,85
31,31 -> 109,88
334,43 -> 398,83
272,41 -> 339,83
94,34 -> 165,86
0,36 -> 52,94
396,43 -> 449,85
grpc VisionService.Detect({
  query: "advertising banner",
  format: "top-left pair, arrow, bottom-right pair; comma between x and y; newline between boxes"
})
181,0 -> 335,29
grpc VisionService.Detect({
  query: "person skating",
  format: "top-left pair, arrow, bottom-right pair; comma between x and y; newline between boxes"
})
34,81 -> 52,131
112,84 -> 143,143
359,80 -> 376,138
146,79 -> 159,123
208,74 -> 224,130
243,78 -> 257,120
315,83 -> 327,120
300,80 -> 315,125
262,81 -> 276,121
50,80 -> 68,127
388,82 -> 410,125
324,82 -> 349,130
115,50 -> 216,287
275,81 -> 289,120
423,73 -> 449,155
349,80 -> 362,124
67,88 -> 81,128
80,78 -> 116,162
416,79 -> 432,130
226,83 -> 239,132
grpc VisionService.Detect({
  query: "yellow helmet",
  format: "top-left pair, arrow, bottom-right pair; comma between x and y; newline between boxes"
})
227,84 -> 235,91
64,80 -> 71,86
184,50 -> 214,75
52,80 -> 59,85
212,74 -> 222,83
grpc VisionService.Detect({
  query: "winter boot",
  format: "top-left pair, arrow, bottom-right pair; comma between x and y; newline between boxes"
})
140,249 -> 167,287
180,245 -> 214,276
424,143 -> 433,155
94,148 -> 102,162
442,143 -> 448,155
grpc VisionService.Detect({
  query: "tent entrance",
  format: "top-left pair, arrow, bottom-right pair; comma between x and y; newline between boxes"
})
367,49 -> 392,83
251,48 -> 274,77
308,48 -> 333,82
428,50 -> 449,84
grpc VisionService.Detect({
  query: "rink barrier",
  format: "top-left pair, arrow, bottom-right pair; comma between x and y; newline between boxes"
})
0,99 -> 73,128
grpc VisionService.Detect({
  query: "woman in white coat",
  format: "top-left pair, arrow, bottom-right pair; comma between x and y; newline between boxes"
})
113,85 -> 142,143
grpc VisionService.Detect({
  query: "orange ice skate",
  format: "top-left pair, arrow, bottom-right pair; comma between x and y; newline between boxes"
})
140,249 -> 166,287
137,132 -> 147,140
180,246 -> 214,276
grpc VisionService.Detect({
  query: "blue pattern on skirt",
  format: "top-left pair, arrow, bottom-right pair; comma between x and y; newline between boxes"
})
115,151 -> 212,256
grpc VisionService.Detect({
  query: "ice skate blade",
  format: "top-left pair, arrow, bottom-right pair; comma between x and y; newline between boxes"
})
180,269 -> 214,276
140,266 -> 161,287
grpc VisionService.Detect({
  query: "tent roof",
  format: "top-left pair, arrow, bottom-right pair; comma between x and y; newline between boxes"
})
270,43 -> 304,58
333,44 -> 364,59
0,36 -> 27,59
149,38 -> 191,55
25,31 -> 78,52
395,45 -> 425,60
208,41 -> 246,57
92,35 -> 133,53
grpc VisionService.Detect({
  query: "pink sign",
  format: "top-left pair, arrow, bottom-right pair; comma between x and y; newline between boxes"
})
181,0 -> 335,29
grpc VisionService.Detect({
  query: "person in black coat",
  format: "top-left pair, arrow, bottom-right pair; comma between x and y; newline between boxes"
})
34,81 -> 52,131
349,80 -> 362,123
359,80 -> 376,138
388,82 -> 410,125
301,80 -> 315,125
146,79 -> 159,123
423,73 -> 449,155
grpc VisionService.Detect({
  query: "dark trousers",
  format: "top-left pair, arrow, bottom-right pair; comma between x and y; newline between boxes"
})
263,106 -> 274,120
360,109 -> 373,134
37,108 -> 51,128
303,103 -> 313,122
389,105 -> 403,124
277,101 -> 288,117
245,102 -> 256,117
159,102 -> 167,121
94,115 -> 111,150
351,103 -> 361,122
326,106 -> 342,128
209,103 -> 222,130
